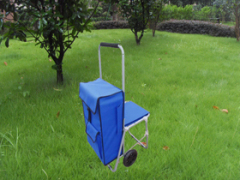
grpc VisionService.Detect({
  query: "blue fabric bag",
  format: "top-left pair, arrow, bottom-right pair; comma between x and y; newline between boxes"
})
79,78 -> 124,165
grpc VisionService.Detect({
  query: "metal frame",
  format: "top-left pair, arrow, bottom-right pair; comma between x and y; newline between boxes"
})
98,43 -> 125,92
107,113 -> 149,172
98,43 -> 149,172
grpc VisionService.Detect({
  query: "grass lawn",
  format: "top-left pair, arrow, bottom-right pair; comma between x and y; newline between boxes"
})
222,21 -> 235,27
1,29 -> 240,179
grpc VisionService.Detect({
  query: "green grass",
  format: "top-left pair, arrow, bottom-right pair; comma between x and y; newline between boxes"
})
222,21 -> 235,27
1,29 -> 240,179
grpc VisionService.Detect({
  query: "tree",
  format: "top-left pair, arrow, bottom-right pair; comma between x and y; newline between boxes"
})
213,0 -> 232,22
149,0 -> 164,37
233,1 -> 240,41
213,0 -> 240,41
87,0 -> 120,21
112,3 -> 119,21
0,0 -> 111,84
119,0 -> 153,45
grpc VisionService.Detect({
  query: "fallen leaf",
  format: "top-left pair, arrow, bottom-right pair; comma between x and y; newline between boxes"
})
53,88 -> 62,91
213,106 -> 219,110
221,109 -> 228,114
49,59 -> 52,62
158,58 -> 162,60
165,52 -> 168,54
138,142 -> 147,146
163,146 -> 170,150
4,62 -> 7,66
56,111 -> 60,118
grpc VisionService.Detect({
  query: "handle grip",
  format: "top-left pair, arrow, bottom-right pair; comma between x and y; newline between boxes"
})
100,42 -> 119,48
98,42 -> 125,91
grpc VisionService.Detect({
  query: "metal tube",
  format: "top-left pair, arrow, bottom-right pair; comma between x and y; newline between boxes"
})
98,44 -> 124,91
98,45 -> 102,78
118,45 -> 125,92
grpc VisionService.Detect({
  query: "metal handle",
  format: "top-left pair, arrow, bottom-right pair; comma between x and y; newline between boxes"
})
98,42 -> 125,92
100,42 -> 119,48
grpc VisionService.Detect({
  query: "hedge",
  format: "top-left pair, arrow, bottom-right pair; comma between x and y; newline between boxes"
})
92,20 -> 235,38
93,21 -> 129,29
156,20 -> 235,38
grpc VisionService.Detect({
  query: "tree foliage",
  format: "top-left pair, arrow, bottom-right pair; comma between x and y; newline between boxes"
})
0,0 -> 104,84
119,0 -> 153,45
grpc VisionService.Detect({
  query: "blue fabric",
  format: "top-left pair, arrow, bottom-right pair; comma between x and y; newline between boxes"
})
86,123 -> 99,143
80,78 -> 124,165
124,101 -> 149,127
79,78 -> 122,113
86,122 -> 102,160
99,93 -> 124,165
80,79 -> 149,166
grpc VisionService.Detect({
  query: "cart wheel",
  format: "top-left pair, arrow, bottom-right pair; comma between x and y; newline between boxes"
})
123,149 -> 138,167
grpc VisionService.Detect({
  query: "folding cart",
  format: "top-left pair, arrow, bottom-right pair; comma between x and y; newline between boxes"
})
79,43 -> 150,172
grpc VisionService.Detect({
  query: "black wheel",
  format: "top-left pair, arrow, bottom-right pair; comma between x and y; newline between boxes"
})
123,149 -> 138,167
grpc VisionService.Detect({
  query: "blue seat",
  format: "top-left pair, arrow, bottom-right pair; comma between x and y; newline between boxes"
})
124,101 -> 149,127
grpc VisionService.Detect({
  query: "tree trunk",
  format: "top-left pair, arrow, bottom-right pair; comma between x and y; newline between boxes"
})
149,20 -> 156,37
112,3 -> 118,21
57,64 -> 64,84
134,33 -> 140,45
152,21 -> 157,37
234,5 -> 240,41
222,15 -> 225,23
152,29 -> 155,37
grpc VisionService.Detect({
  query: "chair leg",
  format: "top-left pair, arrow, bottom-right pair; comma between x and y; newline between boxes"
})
145,117 -> 149,148
127,116 -> 149,149
107,115 -> 150,172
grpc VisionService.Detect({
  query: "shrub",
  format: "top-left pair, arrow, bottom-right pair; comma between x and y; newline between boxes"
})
200,6 -> 211,21
172,5 -> 180,19
157,20 -> 235,37
93,21 -> 129,29
183,5 -> 193,20
162,5 -> 172,20
162,5 -> 193,21
193,6 -> 219,21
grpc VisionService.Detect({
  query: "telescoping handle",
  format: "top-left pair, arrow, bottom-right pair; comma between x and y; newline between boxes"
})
100,42 -> 119,48
98,42 -> 125,92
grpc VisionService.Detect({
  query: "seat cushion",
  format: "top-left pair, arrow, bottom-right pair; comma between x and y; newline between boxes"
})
124,101 -> 149,127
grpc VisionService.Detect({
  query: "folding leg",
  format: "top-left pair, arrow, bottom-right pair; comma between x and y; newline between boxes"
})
107,114 -> 149,172
125,114 -> 149,150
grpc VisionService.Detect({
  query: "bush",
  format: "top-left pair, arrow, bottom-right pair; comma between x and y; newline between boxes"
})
200,6 -> 211,21
162,5 -> 193,21
193,5 -> 219,22
91,17 -> 112,22
182,5 -> 193,20
157,20 -> 235,37
93,21 -> 129,29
